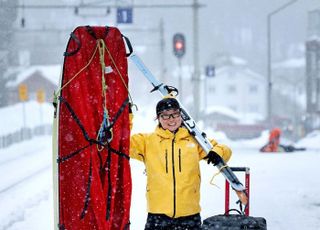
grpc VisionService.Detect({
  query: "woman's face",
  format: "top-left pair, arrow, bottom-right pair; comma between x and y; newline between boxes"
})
158,109 -> 182,132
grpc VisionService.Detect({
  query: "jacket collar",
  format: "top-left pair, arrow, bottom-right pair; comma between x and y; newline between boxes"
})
155,126 -> 190,140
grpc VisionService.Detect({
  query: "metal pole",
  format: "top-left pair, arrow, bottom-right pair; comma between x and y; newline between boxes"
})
22,102 -> 26,129
193,0 -> 200,120
204,75 -> 207,109
178,58 -> 182,100
266,0 -> 298,126
159,18 -> 166,83
267,14 -> 272,125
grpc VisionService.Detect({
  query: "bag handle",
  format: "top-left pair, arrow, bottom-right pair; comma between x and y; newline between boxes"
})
64,32 -> 81,56
122,34 -> 133,57
224,209 -> 243,216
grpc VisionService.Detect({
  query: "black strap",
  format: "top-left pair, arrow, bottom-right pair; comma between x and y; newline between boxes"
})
85,25 -> 97,39
85,25 -> 110,40
105,148 -> 112,220
58,224 -> 66,230
124,221 -> 131,230
58,96 -> 130,160
122,34 -> 133,57
59,96 -> 93,143
164,85 -> 179,96
109,97 -> 130,130
57,143 -> 92,163
80,157 -> 93,219
64,32 -> 81,56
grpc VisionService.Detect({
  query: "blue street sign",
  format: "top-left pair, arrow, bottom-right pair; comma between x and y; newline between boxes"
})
117,7 -> 133,24
206,65 -> 215,77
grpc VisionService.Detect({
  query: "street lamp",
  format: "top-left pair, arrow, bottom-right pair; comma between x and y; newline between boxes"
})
267,0 -> 298,125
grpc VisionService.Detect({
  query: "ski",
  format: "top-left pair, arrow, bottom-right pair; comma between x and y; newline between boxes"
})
130,54 -> 248,206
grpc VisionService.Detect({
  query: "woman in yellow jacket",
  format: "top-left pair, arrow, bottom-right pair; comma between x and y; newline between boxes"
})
130,97 -> 232,230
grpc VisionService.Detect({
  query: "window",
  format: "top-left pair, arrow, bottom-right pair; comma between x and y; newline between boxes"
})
249,84 -> 258,94
227,85 -> 236,94
249,104 -> 259,113
229,105 -> 237,112
208,85 -> 215,93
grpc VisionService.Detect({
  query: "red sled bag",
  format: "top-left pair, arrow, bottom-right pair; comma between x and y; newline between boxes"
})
202,167 -> 267,230
53,26 -> 133,230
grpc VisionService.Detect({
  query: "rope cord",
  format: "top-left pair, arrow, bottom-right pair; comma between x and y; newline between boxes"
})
54,43 -> 99,101
209,165 -> 229,188
102,39 -> 135,106
96,39 -> 113,151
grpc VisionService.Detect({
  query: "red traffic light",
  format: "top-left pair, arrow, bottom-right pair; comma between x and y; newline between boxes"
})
175,41 -> 183,50
173,33 -> 185,58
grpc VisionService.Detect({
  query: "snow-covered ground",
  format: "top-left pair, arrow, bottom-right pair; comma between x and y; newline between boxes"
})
0,101 -> 320,229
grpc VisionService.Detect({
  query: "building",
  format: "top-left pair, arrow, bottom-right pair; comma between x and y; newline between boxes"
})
6,65 -> 60,104
203,56 -> 267,119
305,8 -> 320,132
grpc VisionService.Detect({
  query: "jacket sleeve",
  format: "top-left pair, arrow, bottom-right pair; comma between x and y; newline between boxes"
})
130,133 -> 146,162
199,139 -> 232,163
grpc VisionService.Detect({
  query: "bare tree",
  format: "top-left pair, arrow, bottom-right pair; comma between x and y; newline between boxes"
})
0,0 -> 18,107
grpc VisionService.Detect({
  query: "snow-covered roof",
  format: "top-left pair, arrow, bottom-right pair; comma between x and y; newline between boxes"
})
273,58 -> 305,69
204,105 -> 240,120
226,56 -> 248,66
238,112 -> 265,124
307,35 -> 320,42
215,65 -> 265,82
6,65 -> 61,87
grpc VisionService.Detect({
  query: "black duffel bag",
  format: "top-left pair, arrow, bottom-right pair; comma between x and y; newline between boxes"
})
202,209 -> 267,230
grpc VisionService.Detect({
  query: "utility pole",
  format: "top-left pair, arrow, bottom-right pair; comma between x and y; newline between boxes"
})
192,0 -> 201,120
267,0 -> 298,125
159,18 -> 166,83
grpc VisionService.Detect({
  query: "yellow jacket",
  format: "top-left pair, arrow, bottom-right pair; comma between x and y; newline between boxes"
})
130,126 -> 232,218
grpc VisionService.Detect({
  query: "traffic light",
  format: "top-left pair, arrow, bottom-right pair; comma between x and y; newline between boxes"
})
173,33 -> 185,58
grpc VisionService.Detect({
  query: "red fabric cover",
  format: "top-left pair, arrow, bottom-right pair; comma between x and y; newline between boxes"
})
58,26 -> 131,230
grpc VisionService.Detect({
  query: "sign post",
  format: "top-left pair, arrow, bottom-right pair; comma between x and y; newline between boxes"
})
18,84 -> 28,128
37,89 -> 45,125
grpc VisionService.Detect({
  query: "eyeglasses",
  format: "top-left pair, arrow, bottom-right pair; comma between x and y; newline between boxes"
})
160,111 -> 181,120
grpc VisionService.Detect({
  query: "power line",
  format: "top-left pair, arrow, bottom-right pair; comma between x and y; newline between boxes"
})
4,3 -> 206,9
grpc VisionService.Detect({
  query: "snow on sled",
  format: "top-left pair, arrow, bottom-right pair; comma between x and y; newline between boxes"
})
52,26 -> 132,230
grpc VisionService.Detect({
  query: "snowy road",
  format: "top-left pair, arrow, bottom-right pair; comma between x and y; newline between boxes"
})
0,137 -> 53,230
0,136 -> 320,229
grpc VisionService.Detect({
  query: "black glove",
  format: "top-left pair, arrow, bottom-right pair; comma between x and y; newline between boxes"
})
204,151 -> 223,166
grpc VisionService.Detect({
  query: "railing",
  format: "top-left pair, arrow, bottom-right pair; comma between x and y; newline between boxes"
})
0,125 -> 52,149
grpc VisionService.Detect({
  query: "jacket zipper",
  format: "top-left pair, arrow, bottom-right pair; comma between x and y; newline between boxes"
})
171,137 -> 176,218
178,149 -> 182,172
165,150 -> 168,173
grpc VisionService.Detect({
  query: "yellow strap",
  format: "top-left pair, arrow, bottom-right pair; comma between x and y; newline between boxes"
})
209,165 -> 228,188
54,43 -> 100,100
103,41 -> 134,105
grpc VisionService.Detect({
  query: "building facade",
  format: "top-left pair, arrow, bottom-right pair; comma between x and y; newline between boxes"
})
203,57 -> 267,119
